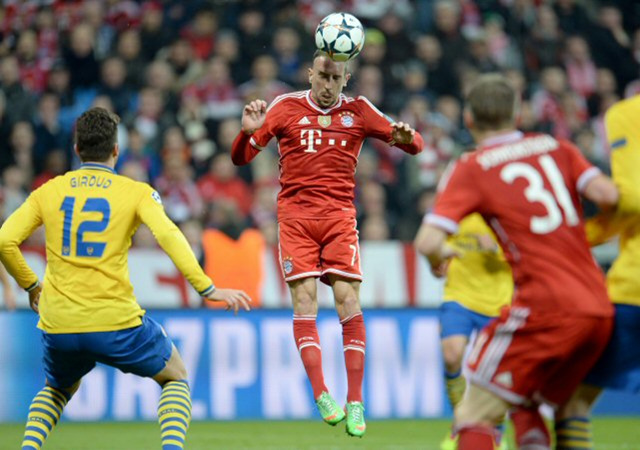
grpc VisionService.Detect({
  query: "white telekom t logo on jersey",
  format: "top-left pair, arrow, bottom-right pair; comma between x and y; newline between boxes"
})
300,129 -> 348,153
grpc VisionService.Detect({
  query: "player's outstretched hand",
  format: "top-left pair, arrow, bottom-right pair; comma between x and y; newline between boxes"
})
205,288 -> 252,315
391,121 -> 416,144
430,244 -> 460,278
241,100 -> 268,135
28,283 -> 42,314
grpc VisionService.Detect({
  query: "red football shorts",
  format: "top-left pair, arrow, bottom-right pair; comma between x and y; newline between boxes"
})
278,217 -> 362,284
466,306 -> 613,407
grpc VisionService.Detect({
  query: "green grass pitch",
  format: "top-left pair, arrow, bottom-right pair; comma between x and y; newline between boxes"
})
1,418 -> 639,449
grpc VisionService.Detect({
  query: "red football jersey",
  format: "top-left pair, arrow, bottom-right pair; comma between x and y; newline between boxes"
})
427,131 -> 612,316
232,90 -> 423,219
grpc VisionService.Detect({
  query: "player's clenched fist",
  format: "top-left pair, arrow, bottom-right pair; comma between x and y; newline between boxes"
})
391,121 -> 416,144
205,288 -> 252,314
242,100 -> 268,135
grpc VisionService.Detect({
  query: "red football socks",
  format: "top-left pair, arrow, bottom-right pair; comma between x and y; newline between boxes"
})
293,315 -> 327,399
457,425 -> 497,449
341,312 -> 366,403
512,406 -> 551,449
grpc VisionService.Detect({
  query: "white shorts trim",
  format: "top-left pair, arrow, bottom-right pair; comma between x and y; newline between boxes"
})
320,268 -> 363,281
284,271 -> 322,282
467,371 -> 527,405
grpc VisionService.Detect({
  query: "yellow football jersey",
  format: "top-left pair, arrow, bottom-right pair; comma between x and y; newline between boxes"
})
586,96 -> 640,305
443,213 -> 513,317
0,163 -> 214,333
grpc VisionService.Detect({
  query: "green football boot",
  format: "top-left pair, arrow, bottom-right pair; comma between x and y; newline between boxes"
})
315,392 -> 345,425
345,401 -> 366,437
440,431 -> 457,450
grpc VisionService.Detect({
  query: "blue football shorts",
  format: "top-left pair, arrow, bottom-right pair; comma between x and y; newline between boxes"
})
439,300 -> 496,339
41,315 -> 173,389
585,303 -> 640,393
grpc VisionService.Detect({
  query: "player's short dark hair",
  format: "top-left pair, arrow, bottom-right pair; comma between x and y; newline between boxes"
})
312,49 -> 349,74
466,74 -> 517,131
75,107 -> 120,162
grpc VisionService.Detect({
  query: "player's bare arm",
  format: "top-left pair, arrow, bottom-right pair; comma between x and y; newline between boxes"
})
241,99 -> 268,134
205,288 -> 252,315
414,223 -> 459,277
391,121 -> 416,144
582,174 -> 619,210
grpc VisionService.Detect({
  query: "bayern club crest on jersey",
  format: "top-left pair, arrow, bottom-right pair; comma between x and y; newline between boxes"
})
339,111 -> 355,127
283,257 -> 294,275
318,115 -> 331,128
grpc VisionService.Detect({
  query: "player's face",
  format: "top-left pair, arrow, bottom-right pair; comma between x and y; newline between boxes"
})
309,56 -> 350,108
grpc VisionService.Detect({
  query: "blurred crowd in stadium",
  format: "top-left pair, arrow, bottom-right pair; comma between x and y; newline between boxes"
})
1,0 -> 639,246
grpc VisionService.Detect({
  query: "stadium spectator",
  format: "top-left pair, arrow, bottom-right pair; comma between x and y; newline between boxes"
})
98,56 -> 133,117
31,149 -> 67,190
183,56 -> 242,122
564,35 -> 597,99
160,37 -> 205,92
153,155 -> 203,223
123,87 -> 174,151
81,0 -> 116,60
1,165 -> 28,218
197,153 -> 253,217
0,55 -> 36,125
139,1 -> 172,62
115,29 -> 145,89
33,93 -> 69,168
239,55 -> 291,104
63,22 -> 100,91
9,121 -> 35,180
181,8 -> 218,61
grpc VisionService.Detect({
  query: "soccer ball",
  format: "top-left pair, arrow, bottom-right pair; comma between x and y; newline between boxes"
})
315,12 -> 365,62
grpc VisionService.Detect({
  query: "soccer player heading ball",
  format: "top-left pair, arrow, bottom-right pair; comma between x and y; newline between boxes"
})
232,50 -> 424,437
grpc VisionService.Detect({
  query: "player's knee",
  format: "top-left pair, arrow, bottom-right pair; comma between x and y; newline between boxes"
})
442,344 -> 464,373
293,291 -> 316,313
455,398 -> 502,427
334,290 -> 359,310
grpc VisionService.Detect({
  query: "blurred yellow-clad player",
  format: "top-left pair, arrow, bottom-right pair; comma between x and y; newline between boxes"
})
0,108 -> 251,450
416,212 -> 513,450
555,95 -> 640,449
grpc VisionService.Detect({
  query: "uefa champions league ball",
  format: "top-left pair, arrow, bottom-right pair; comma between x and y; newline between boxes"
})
314,12 -> 365,62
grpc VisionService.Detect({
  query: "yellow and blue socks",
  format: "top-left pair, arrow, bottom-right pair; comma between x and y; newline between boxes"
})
444,370 -> 466,408
555,417 -> 593,450
22,386 -> 70,449
158,380 -> 192,450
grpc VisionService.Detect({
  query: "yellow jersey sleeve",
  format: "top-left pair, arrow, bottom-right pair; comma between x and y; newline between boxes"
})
0,190 -> 43,290
136,186 -> 215,296
443,213 -> 513,317
599,96 -> 640,305
607,101 -> 640,217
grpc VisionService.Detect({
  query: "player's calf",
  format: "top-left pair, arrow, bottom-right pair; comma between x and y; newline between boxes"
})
158,380 -> 192,450
22,385 -> 72,450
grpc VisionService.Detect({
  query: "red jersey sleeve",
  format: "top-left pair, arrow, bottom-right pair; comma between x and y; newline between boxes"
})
425,156 -> 483,234
358,96 -> 423,155
560,140 -> 601,193
231,96 -> 287,166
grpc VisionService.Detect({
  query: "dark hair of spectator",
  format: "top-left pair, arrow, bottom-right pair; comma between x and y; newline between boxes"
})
466,74 -> 517,131
75,107 -> 120,162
